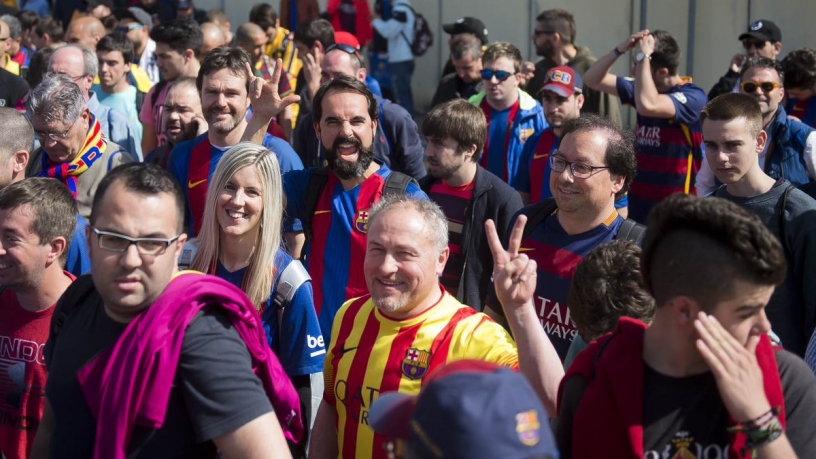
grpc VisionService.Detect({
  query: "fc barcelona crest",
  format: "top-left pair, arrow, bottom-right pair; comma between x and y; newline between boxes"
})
401,348 -> 430,380
355,209 -> 370,233
515,410 -> 541,446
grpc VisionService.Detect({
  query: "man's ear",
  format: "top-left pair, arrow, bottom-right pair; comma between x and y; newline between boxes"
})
755,129 -> 768,154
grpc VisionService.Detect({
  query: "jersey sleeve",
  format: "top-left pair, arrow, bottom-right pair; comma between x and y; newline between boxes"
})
776,350 -> 816,457
669,85 -> 707,125
178,307 -> 274,442
263,134 -> 304,173
453,314 -> 519,370
282,168 -> 313,233
615,77 -> 636,107
405,181 -> 428,199
513,134 -> 538,192
138,85 -> 157,126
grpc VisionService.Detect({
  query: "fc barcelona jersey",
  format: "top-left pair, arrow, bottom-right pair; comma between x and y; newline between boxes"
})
324,288 -> 519,459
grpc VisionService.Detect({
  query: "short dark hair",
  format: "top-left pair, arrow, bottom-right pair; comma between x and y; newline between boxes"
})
568,240 -> 655,341
26,47 -> 55,89
701,93 -> 764,137
642,194 -> 787,311
196,46 -> 251,93
150,19 -> 203,56
740,56 -> 784,82
780,48 -> 816,91
0,107 -> 34,158
0,178 -> 77,264
97,33 -> 135,64
313,76 -> 377,125
16,10 -> 39,31
293,18 -> 335,49
449,33 -> 482,61
482,41 -> 522,73
650,30 -> 681,76
560,114 -> 637,199
248,3 -> 278,31
90,163 -> 185,233
422,99 -> 486,161
34,15 -> 63,42
535,9 -> 576,44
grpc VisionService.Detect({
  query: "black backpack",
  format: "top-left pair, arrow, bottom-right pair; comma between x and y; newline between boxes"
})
520,198 -> 646,245
299,167 -> 417,260
398,4 -> 434,57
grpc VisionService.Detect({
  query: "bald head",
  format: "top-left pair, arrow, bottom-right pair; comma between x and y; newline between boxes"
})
65,16 -> 104,50
236,22 -> 267,63
200,22 -> 227,58
321,47 -> 365,84
49,45 -> 95,99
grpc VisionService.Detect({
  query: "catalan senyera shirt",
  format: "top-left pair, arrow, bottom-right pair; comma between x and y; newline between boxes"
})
323,286 -> 519,459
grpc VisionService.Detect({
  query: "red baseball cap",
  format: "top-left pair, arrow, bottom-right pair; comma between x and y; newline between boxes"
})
334,31 -> 361,50
539,66 -> 584,98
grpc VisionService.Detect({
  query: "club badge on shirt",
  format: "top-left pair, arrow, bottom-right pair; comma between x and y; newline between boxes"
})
401,348 -> 430,380
355,209 -> 370,233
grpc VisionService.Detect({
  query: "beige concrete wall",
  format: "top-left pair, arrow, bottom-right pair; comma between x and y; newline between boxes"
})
194,0 -> 816,121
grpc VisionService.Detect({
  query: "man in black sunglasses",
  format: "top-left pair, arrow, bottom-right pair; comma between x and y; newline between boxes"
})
708,19 -> 783,100
695,57 -> 816,197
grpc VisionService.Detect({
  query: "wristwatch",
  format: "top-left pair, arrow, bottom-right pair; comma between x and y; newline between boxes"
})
635,52 -> 651,64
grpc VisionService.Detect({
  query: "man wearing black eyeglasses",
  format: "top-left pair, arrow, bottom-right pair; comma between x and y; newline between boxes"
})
696,57 -> 816,197
708,20 -> 783,101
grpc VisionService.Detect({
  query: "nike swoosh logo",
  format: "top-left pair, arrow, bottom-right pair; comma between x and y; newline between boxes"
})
314,210 -> 331,215
518,247 -> 535,252
533,153 -> 550,160
188,178 -> 207,189
339,346 -> 357,355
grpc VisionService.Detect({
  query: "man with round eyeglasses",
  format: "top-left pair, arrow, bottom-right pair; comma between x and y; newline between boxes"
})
695,57 -> 816,197
468,41 -> 547,188
30,163 -> 299,459
484,114 -> 638,362
25,73 -> 131,219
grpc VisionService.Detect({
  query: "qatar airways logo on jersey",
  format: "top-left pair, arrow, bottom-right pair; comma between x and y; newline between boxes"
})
636,125 -> 661,147
534,296 -> 577,341
334,379 -> 380,425
0,336 -> 45,366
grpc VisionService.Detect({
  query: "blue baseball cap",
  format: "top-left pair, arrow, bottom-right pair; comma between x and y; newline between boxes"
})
369,360 -> 559,459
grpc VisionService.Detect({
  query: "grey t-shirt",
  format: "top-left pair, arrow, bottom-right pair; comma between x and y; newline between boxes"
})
44,283 -> 273,458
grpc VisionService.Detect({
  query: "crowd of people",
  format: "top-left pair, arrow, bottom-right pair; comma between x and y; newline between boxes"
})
1,1 -> 816,458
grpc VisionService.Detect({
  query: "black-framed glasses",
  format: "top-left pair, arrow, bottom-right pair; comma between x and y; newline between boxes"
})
115,24 -> 143,34
740,81 -> 781,93
742,39 -> 767,50
480,69 -> 514,82
550,154 -> 609,179
92,227 -> 182,256
326,43 -> 362,60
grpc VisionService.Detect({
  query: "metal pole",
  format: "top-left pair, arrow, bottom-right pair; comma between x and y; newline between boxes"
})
686,0 -> 696,76
639,0 -> 648,31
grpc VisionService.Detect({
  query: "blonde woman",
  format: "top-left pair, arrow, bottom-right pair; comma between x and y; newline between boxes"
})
189,142 -> 323,456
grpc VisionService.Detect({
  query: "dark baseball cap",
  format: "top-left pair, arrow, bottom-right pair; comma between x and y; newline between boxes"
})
86,0 -> 113,8
443,17 -> 488,45
369,360 -> 558,459
738,20 -> 782,43
120,7 -> 153,30
176,0 -> 192,9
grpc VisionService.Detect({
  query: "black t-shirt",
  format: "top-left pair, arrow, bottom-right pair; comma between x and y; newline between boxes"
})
43,289 -> 273,458
557,350 -> 816,458
0,68 -> 28,109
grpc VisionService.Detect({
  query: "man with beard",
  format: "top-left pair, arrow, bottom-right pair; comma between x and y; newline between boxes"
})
430,33 -> 484,108
145,78 -> 207,168
280,76 -> 427,337
167,46 -> 302,237
525,9 -> 621,126
419,99 -> 522,311
484,114 -> 638,362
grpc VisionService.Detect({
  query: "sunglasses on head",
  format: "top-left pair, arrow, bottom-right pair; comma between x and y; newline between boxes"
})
326,43 -> 362,59
480,69 -> 514,82
740,81 -> 781,93
115,24 -> 143,34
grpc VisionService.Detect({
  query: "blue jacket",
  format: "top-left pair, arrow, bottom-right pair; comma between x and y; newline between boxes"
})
765,106 -> 816,187
468,89 -> 548,187
88,92 -> 143,162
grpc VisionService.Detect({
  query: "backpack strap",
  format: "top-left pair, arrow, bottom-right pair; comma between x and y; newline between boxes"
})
778,184 -> 794,259
383,170 -> 417,197
520,198 -> 558,242
51,274 -> 97,339
614,218 -> 647,245
300,167 -> 331,261
177,240 -> 200,270
273,260 -> 311,349
150,79 -> 169,107
135,89 -> 146,114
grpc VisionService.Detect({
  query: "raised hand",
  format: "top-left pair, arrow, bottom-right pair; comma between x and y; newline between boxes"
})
245,56 -> 301,121
694,312 -> 772,422
485,215 -> 537,313
617,29 -> 649,54
301,47 -> 324,99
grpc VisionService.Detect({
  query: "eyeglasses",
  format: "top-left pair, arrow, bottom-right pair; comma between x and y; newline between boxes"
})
740,81 -> 782,93
92,227 -> 182,256
742,39 -> 767,50
550,155 -> 609,179
115,24 -> 143,34
480,69 -> 515,82
33,117 -> 78,142
533,29 -> 555,36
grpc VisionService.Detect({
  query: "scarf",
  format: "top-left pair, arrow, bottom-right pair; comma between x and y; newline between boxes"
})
39,115 -> 105,198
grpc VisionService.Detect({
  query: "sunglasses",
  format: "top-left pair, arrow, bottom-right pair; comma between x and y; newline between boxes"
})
325,43 -> 362,59
480,69 -> 515,82
740,81 -> 782,93
742,39 -> 767,50
115,24 -> 144,34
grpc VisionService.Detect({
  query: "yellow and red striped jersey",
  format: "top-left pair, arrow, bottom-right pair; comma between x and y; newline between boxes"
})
324,286 -> 519,459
